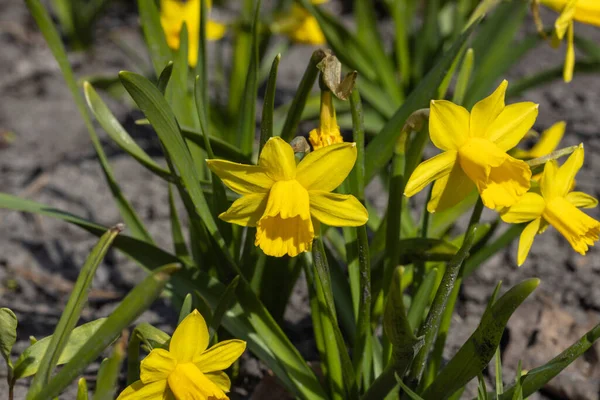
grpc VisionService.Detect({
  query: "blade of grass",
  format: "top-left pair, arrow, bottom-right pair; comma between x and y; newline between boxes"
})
92,333 -> 127,400
137,0 -> 172,77
27,225 -> 122,397
168,185 -> 190,260
260,54 -> 281,153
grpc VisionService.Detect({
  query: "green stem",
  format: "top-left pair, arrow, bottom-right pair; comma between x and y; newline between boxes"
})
404,198 -> 484,391
362,366 -> 396,400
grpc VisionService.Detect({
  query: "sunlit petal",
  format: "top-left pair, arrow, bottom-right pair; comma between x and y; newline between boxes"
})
207,160 -> 273,195
427,163 -> 475,213
540,159 -> 559,200
259,137 -> 297,181
117,380 -> 170,400
470,80 -> 507,138
543,197 -> 600,255
296,142 -> 357,191
309,191 -> 369,226
207,20 -> 227,40
516,121 -> 566,159
205,371 -> 232,393
168,363 -> 228,400
566,191 -> 598,209
404,151 -> 457,197
429,100 -> 470,150
195,340 -> 246,372
170,310 -> 209,362
485,103 -> 539,151
219,193 -> 268,227
555,144 -> 584,198
518,218 -> 542,267
140,349 -> 177,384
564,22 -> 575,82
500,193 -> 545,224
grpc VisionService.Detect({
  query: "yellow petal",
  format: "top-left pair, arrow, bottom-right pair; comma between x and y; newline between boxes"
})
429,100 -> 470,150
308,191 -> 369,226
564,22 -> 575,82
195,339 -> 247,372
485,102 -> 539,151
427,163 -> 475,213
309,92 -> 343,150
555,144 -> 584,197
518,218 -> 542,267
207,160 -> 273,195
566,191 -> 598,209
458,138 -> 531,209
540,159 -> 559,200
500,193 -> 546,224
207,20 -> 227,40
404,151 -> 457,197
296,142 -> 356,191
259,137 -> 297,181
117,380 -> 170,400
219,193 -> 268,227
523,121 -> 566,158
543,197 -> 600,255
470,80 -> 507,138
170,310 -> 209,362
255,180 -> 314,257
552,0 -> 577,40
168,363 -> 228,400
281,5 -> 326,45
140,349 -> 177,384
570,0 -> 600,25
205,371 -> 232,393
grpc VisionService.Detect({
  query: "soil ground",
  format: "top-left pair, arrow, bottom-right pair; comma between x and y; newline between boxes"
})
0,1 -> 599,399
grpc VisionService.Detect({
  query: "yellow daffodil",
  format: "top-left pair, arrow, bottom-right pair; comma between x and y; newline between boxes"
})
534,0 -> 600,82
207,137 -> 368,257
160,0 -> 226,67
118,310 -> 246,400
272,0 -> 328,45
501,145 -> 600,266
512,121 -> 566,159
404,80 -> 538,212
309,90 -> 343,150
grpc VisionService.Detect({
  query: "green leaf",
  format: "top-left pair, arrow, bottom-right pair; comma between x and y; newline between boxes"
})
84,82 -> 174,183
280,49 -> 328,142
14,319 -> 107,380
93,334 -> 126,400
398,378 -> 425,400
178,294 -> 194,325
30,265 -> 179,400
421,279 -> 540,399
157,60 -> 174,95
209,276 -> 239,339
168,185 -> 190,260
137,0 -> 172,77
365,21 -> 479,181
25,0 -> 152,244
407,268 -> 439,333
28,225 -> 122,397
260,54 -> 281,154
119,71 -> 236,270
399,239 -> 459,264
76,378 -> 88,400
452,48 -> 474,105
498,322 -> 600,399
179,124 -> 251,163
0,308 -> 17,369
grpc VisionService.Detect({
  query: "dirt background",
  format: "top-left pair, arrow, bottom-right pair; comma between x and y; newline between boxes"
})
0,0 -> 599,399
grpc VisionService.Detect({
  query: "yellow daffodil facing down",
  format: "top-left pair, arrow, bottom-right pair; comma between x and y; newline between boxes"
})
118,310 -> 246,400
160,0 -> 226,67
513,121 -> 566,159
534,0 -> 600,82
501,145 -> 600,266
404,80 -> 539,212
309,90 -> 343,150
272,0 -> 329,45
207,137 -> 368,257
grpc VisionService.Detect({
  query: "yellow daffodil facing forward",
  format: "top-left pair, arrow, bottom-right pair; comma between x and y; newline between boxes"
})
404,80 -> 539,212
272,0 -> 329,45
160,0 -> 226,67
118,310 -> 246,400
309,90 -> 343,150
207,137 -> 368,257
501,145 -> 600,266
534,0 -> 600,82
512,121 -> 566,159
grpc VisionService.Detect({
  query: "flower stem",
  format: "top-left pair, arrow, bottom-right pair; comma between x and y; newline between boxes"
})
404,197 -> 484,391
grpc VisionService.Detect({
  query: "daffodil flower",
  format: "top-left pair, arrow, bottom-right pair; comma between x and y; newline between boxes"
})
500,145 -> 600,266
272,0 -> 328,45
534,0 -> 600,82
309,90 -> 343,150
160,0 -> 226,67
404,80 -> 538,212
117,310 -> 246,400
207,137 -> 368,257
512,121 -> 566,159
